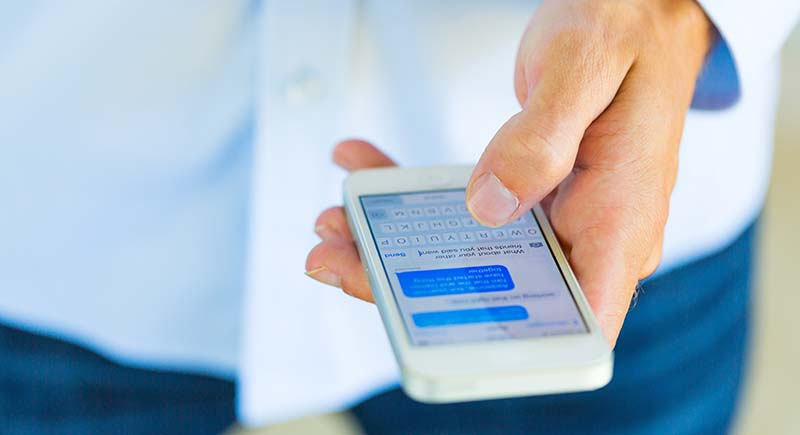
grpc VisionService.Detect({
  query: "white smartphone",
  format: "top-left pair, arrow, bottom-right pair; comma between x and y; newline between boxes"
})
343,165 -> 613,404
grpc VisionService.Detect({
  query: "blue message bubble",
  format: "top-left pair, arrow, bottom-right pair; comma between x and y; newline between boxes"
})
396,265 -> 514,298
412,305 -> 529,328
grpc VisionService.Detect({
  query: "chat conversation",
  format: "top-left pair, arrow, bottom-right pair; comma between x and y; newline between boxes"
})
396,265 -> 514,298
412,305 -> 529,327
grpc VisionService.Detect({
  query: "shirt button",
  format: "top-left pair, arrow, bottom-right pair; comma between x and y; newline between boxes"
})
284,66 -> 325,104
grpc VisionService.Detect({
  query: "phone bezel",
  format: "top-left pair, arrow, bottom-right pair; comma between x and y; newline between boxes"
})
344,165 -> 611,378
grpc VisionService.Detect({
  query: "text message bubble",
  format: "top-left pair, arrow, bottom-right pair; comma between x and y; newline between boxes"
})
412,305 -> 529,327
396,265 -> 514,298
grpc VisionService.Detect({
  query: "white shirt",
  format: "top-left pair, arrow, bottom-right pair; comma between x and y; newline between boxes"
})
0,0 -> 797,427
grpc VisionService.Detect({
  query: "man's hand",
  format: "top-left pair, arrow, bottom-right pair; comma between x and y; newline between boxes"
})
306,0 -> 713,347
305,140 -> 396,301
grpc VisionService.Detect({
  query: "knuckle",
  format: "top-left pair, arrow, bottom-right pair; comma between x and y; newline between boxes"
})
641,245 -> 663,278
341,284 -> 355,298
340,278 -> 360,297
592,1 -> 650,38
642,252 -> 663,278
549,2 -> 642,69
315,206 -> 341,227
510,117 -> 574,182
341,281 -> 369,301
305,243 -> 326,270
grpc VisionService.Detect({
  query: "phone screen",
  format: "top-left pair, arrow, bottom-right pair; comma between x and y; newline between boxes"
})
360,189 -> 587,346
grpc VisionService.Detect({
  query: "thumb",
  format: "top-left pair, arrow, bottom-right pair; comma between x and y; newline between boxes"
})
466,29 -> 633,226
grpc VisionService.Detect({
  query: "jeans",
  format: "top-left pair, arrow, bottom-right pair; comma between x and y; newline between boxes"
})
0,324 -> 235,434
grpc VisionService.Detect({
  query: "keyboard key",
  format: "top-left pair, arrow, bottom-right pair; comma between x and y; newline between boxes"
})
461,217 -> 477,227
445,218 -> 461,229
457,204 -> 469,214
424,206 -> 439,216
476,230 -> 492,241
492,229 -> 507,239
526,227 -> 539,236
440,205 -> 457,215
410,235 -> 427,245
443,232 -> 459,243
414,221 -> 429,231
427,234 -> 443,244
380,223 -> 396,233
459,232 -> 476,242
377,238 -> 392,247
408,208 -> 424,218
509,228 -> 525,238
391,209 -> 408,219
429,220 -> 445,230
397,222 -> 413,232
394,236 -> 409,246
368,209 -> 388,220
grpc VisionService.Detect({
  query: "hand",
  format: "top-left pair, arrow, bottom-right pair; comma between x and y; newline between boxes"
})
305,140 -> 396,303
307,0 -> 713,347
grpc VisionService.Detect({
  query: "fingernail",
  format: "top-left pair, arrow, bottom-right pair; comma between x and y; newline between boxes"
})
467,172 -> 519,226
314,225 -> 340,240
305,266 -> 342,288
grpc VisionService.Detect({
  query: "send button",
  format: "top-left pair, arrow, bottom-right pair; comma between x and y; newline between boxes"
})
412,305 -> 529,328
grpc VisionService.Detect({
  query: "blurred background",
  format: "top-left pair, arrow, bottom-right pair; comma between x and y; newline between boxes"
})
236,21 -> 800,435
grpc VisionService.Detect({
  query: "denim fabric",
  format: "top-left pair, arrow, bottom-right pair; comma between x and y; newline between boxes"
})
0,324 -> 235,435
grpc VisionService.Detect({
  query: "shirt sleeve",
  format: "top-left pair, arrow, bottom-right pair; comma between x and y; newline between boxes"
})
691,0 -> 800,110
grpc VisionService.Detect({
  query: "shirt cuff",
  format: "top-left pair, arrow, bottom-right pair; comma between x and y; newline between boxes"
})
693,0 -> 800,110
691,31 -> 740,110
